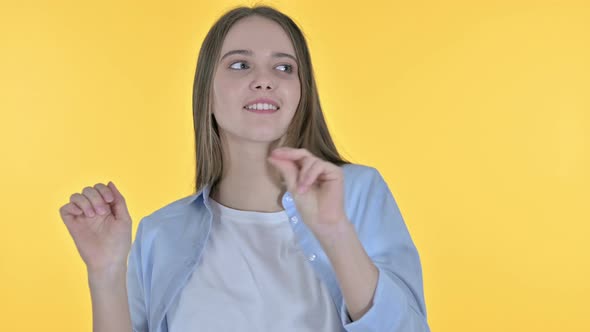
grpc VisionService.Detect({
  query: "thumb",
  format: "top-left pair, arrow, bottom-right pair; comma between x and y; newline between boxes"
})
268,157 -> 298,193
107,181 -> 131,221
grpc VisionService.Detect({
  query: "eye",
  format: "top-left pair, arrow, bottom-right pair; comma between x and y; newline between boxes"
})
229,61 -> 249,70
277,64 -> 294,73
228,61 -> 294,73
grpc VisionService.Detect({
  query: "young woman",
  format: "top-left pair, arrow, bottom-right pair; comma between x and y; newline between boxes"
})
60,5 -> 430,332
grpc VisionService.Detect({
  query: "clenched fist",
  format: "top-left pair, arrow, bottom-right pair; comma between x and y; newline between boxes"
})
59,181 -> 132,274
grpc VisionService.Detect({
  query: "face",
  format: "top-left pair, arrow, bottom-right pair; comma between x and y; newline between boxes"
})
212,15 -> 301,146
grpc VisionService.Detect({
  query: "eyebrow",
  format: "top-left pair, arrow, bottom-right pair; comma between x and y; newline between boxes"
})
220,49 -> 297,62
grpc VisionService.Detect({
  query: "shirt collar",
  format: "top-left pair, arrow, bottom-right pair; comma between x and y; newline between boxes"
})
187,183 -> 294,210
186,183 -> 212,208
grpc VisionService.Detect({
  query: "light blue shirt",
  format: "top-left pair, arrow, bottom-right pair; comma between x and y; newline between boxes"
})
126,163 -> 430,331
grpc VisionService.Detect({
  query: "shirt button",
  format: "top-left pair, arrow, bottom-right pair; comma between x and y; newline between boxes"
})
308,253 -> 316,261
290,216 -> 298,224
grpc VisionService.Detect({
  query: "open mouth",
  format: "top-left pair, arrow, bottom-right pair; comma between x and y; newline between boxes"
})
244,103 -> 281,112
243,104 -> 280,113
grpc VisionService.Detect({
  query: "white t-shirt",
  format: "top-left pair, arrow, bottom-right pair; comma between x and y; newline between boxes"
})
167,197 -> 342,332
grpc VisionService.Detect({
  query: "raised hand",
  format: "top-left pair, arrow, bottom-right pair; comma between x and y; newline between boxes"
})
267,147 -> 349,239
59,181 -> 132,274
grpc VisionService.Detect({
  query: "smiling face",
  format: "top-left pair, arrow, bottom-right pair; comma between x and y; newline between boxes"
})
212,15 -> 301,146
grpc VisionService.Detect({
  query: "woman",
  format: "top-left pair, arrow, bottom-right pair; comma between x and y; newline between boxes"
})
60,5 -> 430,332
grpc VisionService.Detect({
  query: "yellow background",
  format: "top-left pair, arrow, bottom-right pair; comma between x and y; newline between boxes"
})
1,0 -> 588,331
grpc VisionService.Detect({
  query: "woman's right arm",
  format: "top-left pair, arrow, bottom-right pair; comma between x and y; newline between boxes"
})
88,264 -> 133,332
59,181 -> 138,332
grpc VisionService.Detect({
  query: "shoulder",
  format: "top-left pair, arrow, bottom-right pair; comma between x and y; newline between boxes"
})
340,163 -> 396,215
149,193 -> 201,219
341,162 -> 380,179
135,192 -> 203,238
341,162 -> 385,191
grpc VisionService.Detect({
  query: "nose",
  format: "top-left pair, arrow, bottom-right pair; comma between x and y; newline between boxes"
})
249,70 -> 275,91
254,82 -> 272,90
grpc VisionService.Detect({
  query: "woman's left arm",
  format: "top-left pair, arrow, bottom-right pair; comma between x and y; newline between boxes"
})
314,218 -> 380,321
319,170 -> 431,332
268,148 -> 430,332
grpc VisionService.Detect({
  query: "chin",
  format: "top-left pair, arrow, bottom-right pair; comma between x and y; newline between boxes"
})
218,131 -> 277,144
220,125 -> 289,145
244,128 -> 288,142
246,134 -> 284,143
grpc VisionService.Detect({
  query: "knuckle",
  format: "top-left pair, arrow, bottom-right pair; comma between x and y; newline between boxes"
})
94,184 -> 109,198
72,193 -> 89,206
65,204 -> 80,214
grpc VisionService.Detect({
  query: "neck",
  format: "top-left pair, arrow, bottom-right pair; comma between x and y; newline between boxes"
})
210,135 -> 286,212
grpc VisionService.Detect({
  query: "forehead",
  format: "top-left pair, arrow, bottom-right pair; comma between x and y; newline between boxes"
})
220,16 -> 296,56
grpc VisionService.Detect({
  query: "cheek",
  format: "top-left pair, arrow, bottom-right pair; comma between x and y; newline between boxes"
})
212,79 -> 233,111
284,79 -> 301,102
213,76 -> 227,96
215,77 -> 243,105
282,83 -> 301,120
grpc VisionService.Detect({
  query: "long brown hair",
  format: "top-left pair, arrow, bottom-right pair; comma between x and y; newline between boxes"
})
192,4 -> 350,194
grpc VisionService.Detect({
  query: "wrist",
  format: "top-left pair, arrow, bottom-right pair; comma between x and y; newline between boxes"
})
313,218 -> 356,250
87,263 -> 127,289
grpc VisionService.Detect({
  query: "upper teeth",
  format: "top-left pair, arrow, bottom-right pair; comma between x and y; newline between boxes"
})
245,103 -> 278,110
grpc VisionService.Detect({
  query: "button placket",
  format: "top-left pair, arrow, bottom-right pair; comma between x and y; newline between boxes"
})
285,192 -> 293,202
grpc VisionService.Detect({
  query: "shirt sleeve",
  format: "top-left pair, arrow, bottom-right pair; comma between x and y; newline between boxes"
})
126,218 -> 149,332
341,167 -> 430,332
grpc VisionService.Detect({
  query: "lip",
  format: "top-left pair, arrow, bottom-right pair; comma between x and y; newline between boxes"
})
243,98 -> 280,109
245,108 -> 278,114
